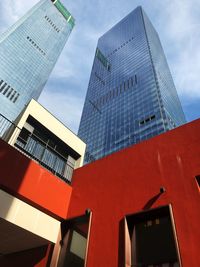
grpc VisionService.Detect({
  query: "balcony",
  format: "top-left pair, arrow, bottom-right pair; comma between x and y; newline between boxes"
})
0,113 -> 76,184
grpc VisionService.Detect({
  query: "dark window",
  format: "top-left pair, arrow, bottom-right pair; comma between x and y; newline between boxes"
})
135,74 -> 137,84
131,77 -> 133,87
13,93 -> 20,103
17,128 -> 30,145
10,91 -> 16,101
0,83 -> 7,93
125,206 -> 180,267
124,81 -> 126,90
7,88 -> 13,98
3,85 -> 10,95
127,79 -> 130,89
56,213 -> 91,267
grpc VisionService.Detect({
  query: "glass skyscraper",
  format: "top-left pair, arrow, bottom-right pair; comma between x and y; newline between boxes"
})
0,0 -> 74,122
78,6 -> 186,164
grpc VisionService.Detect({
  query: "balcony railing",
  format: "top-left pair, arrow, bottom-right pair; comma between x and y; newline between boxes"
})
0,114 -> 74,184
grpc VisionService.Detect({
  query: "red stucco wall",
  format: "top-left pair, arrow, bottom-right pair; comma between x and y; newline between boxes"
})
0,140 -> 72,219
68,119 -> 200,267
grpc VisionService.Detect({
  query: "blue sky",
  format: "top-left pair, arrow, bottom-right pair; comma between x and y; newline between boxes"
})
0,0 -> 199,133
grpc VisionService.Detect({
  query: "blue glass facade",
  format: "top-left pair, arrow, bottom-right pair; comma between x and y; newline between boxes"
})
78,6 -> 186,164
0,0 -> 74,122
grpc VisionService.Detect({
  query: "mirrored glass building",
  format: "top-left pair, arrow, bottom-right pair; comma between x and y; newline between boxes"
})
0,0 -> 74,122
78,6 -> 186,164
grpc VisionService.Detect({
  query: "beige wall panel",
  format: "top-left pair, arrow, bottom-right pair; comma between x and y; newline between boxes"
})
0,189 -> 60,243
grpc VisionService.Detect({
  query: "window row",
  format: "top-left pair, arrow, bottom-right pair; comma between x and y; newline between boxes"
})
0,79 -> 20,103
139,115 -> 156,126
27,36 -> 46,56
15,126 -> 76,183
107,36 -> 135,57
91,75 -> 137,111
44,15 -> 60,32
50,206 -> 183,266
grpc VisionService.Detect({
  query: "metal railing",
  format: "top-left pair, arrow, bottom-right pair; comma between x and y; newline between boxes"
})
0,113 -> 74,184
0,113 -> 19,141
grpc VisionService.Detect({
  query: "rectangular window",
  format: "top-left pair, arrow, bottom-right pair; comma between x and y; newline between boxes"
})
10,91 -> 16,101
13,93 -> 20,103
125,206 -> 181,267
135,74 -> 137,84
3,85 -> 10,95
54,213 -> 92,267
0,80 -> 4,88
0,83 -> 7,93
6,88 -> 13,98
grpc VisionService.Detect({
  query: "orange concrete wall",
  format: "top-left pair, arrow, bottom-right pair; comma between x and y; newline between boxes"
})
68,119 -> 200,267
0,140 -> 72,219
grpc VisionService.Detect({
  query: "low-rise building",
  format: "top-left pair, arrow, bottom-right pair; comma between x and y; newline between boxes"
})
1,99 -> 86,183
0,118 -> 200,267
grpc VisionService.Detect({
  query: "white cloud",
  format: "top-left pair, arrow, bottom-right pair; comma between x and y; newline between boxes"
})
154,0 -> 200,99
0,0 -> 38,30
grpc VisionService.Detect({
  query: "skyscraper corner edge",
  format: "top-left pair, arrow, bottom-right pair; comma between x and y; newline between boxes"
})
0,0 -> 75,123
52,0 -> 75,28
78,5 -> 186,164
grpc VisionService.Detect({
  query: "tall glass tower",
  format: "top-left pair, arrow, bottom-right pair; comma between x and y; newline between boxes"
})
78,6 -> 186,164
0,0 -> 74,122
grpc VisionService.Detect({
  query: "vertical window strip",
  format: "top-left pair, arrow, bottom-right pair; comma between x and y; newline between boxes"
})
10,91 -> 16,101
13,93 -> 20,103
7,88 -> 13,98
0,82 -> 7,93
3,85 -> 10,95
135,74 -> 138,84
0,80 -> 3,88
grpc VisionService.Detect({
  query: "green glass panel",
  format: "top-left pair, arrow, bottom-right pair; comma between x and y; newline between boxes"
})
96,48 -> 111,70
54,0 -> 75,28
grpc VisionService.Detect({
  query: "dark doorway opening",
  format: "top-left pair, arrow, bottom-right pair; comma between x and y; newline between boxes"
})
125,205 -> 181,267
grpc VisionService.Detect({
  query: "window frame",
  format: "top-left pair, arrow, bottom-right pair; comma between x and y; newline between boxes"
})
124,204 -> 182,267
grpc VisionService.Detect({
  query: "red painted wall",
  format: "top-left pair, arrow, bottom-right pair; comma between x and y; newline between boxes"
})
0,140 -> 72,219
68,119 -> 200,267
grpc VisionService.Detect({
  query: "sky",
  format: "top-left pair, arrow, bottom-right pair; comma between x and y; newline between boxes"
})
0,0 -> 199,133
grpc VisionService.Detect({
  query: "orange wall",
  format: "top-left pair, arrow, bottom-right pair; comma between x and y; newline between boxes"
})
0,140 -> 72,219
68,119 -> 200,267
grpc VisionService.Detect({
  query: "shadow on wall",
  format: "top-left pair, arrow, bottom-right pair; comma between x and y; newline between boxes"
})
0,139 -> 55,266
117,192 -> 164,267
0,139 -> 32,218
0,245 -> 53,267
118,219 -> 125,267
